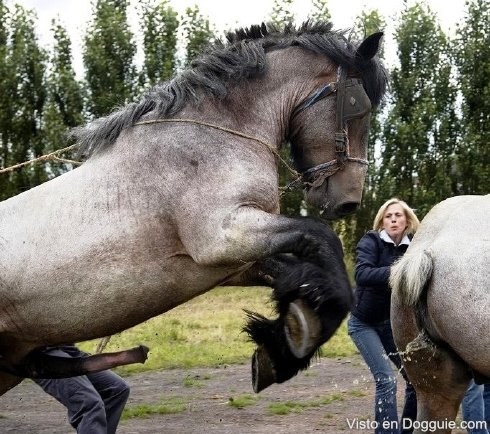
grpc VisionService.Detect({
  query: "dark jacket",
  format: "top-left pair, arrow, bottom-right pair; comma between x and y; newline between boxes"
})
351,230 -> 410,324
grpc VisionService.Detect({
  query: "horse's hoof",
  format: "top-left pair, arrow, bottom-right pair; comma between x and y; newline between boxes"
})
284,299 -> 322,359
251,346 -> 276,393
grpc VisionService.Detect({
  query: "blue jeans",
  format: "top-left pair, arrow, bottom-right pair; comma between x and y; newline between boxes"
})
34,345 -> 130,434
348,314 -> 417,434
463,380 -> 490,434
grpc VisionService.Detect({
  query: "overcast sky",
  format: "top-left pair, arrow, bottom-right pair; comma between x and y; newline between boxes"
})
7,0 -> 468,75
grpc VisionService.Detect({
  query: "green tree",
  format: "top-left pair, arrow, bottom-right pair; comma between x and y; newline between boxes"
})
270,0 -> 295,26
309,0 -> 331,22
0,4 -> 47,199
139,0 -> 179,88
41,19 -> 84,177
453,0 -> 490,194
181,5 -> 214,66
0,0 -> 13,198
83,0 -> 136,117
378,3 -> 456,218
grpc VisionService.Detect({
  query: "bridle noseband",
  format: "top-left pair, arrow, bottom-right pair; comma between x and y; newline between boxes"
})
290,66 -> 372,189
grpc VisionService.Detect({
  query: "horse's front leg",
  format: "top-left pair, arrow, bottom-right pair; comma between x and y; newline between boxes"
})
179,209 -> 353,392
245,255 -> 352,392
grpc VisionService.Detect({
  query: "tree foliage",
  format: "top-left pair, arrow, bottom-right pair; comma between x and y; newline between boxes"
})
139,0 -> 179,87
83,0 -> 137,117
270,0 -> 295,26
378,3 -> 459,219
41,19 -> 84,177
0,4 -> 47,199
181,5 -> 214,66
453,0 -> 490,194
309,0 -> 331,22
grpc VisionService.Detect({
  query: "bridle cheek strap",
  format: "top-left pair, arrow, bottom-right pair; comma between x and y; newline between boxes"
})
292,66 -> 372,189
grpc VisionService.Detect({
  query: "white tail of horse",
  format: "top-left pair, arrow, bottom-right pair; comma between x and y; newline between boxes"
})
390,250 -> 433,306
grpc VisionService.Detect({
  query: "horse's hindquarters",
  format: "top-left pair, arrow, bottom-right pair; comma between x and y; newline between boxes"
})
427,253 -> 490,377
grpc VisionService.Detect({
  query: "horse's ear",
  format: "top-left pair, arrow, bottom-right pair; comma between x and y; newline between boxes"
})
355,32 -> 383,61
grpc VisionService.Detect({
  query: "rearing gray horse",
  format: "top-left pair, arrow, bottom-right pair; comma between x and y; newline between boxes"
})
0,22 -> 387,395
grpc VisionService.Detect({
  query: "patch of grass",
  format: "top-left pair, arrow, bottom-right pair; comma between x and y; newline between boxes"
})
267,393 -> 344,415
317,393 -> 344,405
228,394 -> 258,409
348,389 -> 367,397
121,398 -> 187,420
79,286 -> 357,374
79,286 -> 276,374
319,320 -> 357,357
268,401 -> 304,415
183,374 -> 209,388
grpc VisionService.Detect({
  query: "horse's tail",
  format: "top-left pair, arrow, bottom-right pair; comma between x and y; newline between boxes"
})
390,249 -> 433,306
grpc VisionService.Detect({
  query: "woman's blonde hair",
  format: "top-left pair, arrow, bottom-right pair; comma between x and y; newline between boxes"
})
372,198 -> 420,235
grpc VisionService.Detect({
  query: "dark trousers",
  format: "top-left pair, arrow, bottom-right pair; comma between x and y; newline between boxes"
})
34,345 -> 130,434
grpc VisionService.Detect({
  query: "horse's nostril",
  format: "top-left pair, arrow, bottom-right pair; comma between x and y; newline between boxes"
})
337,202 -> 359,216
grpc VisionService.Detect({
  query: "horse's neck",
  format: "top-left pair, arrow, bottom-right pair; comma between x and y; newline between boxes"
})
178,95 -> 285,151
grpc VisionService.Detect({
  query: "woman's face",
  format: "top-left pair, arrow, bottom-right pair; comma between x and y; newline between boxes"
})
383,203 -> 408,242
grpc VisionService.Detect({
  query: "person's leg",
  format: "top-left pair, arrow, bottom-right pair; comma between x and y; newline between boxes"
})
87,369 -> 130,434
462,380 -> 488,434
36,376 -> 107,434
483,384 -> 490,427
33,347 -> 108,434
381,322 -> 417,433
348,315 -> 399,434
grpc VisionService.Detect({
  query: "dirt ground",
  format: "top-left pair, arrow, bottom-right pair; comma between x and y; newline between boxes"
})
0,354 -> 467,434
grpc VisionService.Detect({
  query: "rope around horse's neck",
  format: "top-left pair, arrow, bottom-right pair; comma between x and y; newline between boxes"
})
134,118 -> 300,182
0,119 -> 302,193
0,144 -> 81,174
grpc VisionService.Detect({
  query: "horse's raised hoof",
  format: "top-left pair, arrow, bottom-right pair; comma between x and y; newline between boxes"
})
251,346 -> 276,393
284,299 -> 322,359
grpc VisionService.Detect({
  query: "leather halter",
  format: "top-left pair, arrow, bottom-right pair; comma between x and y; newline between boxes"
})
291,66 -> 372,188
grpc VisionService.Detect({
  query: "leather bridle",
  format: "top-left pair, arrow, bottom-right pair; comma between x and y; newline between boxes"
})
291,66 -> 372,189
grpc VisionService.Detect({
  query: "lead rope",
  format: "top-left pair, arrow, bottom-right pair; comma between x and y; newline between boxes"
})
0,144 -> 81,174
133,118 -> 302,195
0,119 -> 304,196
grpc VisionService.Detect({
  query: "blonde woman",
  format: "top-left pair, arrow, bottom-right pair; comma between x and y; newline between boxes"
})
348,198 -> 419,434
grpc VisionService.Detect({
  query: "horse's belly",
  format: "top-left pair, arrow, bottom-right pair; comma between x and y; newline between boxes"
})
0,252 -> 241,348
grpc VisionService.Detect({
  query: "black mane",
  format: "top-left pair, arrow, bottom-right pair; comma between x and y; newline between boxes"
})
74,21 -> 387,158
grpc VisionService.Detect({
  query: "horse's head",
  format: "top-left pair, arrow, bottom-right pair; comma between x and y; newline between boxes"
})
289,32 -> 386,219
